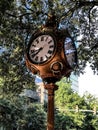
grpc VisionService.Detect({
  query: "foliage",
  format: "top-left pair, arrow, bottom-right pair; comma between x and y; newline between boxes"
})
55,77 -> 98,130
0,0 -> 98,95
0,96 -> 46,130
0,0 -> 98,129
0,0 -> 98,78
0,0 -> 38,97
55,77 -> 86,109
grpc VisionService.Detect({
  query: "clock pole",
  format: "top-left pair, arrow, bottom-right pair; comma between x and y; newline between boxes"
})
26,13 -> 77,130
44,82 -> 58,130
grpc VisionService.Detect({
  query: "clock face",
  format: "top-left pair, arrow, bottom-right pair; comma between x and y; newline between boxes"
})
28,34 -> 56,64
64,37 -> 77,68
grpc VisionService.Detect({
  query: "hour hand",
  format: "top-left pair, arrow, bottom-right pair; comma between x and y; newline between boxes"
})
31,47 -> 43,57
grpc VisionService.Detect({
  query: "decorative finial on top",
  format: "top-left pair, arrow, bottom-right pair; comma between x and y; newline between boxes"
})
45,12 -> 58,28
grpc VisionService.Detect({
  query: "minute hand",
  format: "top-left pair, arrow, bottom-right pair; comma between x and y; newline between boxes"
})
32,47 -> 43,57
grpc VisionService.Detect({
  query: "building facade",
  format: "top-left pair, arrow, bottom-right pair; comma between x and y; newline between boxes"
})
35,73 -> 79,103
70,72 -> 79,92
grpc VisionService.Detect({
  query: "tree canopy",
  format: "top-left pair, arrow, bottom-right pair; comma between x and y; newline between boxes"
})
0,96 -> 46,130
0,0 -> 98,76
0,1 -> 98,129
55,77 -> 98,129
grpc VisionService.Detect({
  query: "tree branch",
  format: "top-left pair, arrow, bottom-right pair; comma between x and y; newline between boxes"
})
60,5 -> 78,23
60,1 -> 98,23
79,1 -> 98,7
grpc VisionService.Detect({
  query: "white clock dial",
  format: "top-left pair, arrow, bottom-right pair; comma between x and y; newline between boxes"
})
64,37 -> 77,68
28,34 -> 56,64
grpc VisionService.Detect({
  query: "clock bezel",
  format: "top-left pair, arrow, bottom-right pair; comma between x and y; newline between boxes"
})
27,32 -> 57,65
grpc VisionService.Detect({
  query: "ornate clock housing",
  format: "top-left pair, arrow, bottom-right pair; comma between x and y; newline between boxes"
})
26,27 -> 77,82
27,34 -> 56,64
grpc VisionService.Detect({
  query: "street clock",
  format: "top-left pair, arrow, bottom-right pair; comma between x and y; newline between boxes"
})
26,26 -> 77,82
26,14 -> 78,130
27,34 -> 56,64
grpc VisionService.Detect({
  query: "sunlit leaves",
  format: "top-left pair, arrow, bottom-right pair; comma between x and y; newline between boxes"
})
55,77 -> 98,129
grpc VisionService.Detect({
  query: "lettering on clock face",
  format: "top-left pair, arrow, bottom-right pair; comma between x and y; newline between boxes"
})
29,35 -> 55,64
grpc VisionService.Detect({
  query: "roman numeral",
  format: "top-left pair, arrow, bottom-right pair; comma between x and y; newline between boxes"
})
35,56 -> 38,61
36,39 -> 39,43
48,50 -> 53,54
49,45 -> 54,48
48,40 -> 52,44
45,36 -> 48,41
40,57 -> 43,62
31,50 -> 35,54
32,44 -> 36,47
41,36 -> 44,41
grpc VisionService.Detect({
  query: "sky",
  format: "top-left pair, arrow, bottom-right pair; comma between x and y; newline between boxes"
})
78,64 -> 98,97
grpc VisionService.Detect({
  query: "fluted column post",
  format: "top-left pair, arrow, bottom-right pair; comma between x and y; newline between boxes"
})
44,83 -> 58,130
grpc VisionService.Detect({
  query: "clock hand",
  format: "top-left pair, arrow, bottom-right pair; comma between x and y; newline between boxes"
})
32,47 -> 43,57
